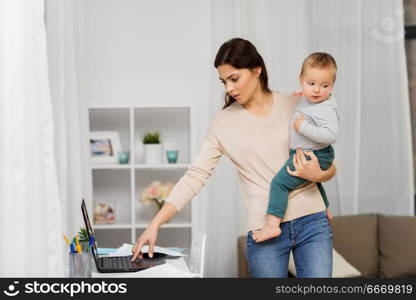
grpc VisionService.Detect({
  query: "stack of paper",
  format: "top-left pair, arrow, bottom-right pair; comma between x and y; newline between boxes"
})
126,263 -> 194,278
108,243 -> 186,257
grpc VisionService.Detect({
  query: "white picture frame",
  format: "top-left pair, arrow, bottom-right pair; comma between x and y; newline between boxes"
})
89,131 -> 122,164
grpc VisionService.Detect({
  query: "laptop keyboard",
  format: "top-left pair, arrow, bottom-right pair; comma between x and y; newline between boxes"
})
99,254 -> 167,271
102,256 -> 135,269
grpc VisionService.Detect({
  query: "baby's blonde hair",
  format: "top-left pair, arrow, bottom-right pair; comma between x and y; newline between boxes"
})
300,52 -> 337,82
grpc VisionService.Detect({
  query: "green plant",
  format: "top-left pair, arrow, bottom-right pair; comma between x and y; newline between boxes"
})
142,131 -> 160,144
78,227 -> 89,242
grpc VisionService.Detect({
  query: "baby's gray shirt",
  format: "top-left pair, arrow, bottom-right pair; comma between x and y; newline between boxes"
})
289,96 -> 340,151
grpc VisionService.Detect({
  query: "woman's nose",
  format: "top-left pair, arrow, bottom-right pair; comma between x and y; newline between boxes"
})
226,83 -> 235,94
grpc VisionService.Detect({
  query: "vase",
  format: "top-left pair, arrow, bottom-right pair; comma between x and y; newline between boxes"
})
117,151 -> 130,164
144,144 -> 162,164
166,150 -> 179,164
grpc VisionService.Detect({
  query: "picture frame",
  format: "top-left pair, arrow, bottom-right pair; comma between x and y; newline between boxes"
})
89,131 -> 122,164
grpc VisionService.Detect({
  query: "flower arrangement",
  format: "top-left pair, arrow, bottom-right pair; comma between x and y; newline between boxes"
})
140,181 -> 174,210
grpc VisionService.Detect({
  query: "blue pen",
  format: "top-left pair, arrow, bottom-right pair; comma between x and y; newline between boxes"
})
70,241 -> 76,253
88,236 -> 94,253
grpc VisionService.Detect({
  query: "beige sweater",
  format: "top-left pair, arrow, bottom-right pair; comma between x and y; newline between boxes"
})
166,92 -> 326,232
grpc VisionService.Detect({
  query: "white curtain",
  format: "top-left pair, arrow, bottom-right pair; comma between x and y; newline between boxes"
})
45,0 -> 87,241
0,0 -> 64,276
305,0 -> 413,215
203,0 -> 413,277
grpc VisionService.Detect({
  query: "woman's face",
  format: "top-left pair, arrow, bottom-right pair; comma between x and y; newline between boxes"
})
217,64 -> 261,105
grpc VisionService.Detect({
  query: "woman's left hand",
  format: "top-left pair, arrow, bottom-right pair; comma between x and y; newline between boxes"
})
326,208 -> 334,224
286,149 -> 321,182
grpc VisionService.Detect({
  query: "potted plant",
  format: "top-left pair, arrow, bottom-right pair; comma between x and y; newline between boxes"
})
143,131 -> 162,164
77,227 -> 90,252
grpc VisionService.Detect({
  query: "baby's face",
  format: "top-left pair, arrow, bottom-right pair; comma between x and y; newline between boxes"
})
300,67 -> 335,103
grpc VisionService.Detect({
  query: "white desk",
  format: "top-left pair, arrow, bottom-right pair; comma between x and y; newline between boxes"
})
91,256 -> 194,278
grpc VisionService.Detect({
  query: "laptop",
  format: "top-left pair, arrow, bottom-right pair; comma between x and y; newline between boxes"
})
81,199 -> 166,273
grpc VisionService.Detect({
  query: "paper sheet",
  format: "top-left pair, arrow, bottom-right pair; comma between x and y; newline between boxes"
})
125,263 -> 194,278
108,243 -> 186,257
97,248 -> 117,255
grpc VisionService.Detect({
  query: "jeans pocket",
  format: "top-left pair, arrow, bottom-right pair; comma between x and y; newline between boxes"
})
311,212 -> 331,234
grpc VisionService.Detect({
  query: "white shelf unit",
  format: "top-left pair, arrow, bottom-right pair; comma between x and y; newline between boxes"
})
86,105 -> 194,250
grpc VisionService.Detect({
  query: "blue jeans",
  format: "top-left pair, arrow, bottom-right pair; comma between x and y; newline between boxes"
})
246,211 -> 333,278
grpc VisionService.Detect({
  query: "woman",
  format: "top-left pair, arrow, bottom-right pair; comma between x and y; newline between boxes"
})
131,38 -> 335,278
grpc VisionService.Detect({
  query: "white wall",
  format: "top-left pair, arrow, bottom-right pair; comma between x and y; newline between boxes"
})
80,0 -> 211,108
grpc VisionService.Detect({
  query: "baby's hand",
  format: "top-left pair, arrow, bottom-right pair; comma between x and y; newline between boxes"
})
291,91 -> 303,97
293,114 -> 306,132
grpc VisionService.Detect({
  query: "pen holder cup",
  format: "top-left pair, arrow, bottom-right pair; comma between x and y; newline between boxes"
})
69,252 -> 92,278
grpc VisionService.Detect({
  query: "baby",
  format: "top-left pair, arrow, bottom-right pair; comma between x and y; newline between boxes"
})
253,52 -> 339,242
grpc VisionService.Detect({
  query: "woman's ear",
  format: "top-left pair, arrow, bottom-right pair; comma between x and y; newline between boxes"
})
252,66 -> 261,77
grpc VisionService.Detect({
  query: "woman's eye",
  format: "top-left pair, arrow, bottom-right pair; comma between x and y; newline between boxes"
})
231,77 -> 239,82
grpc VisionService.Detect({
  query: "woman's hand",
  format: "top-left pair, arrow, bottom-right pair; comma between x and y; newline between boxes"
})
286,149 -> 335,182
131,223 -> 159,261
130,202 -> 178,261
326,208 -> 334,224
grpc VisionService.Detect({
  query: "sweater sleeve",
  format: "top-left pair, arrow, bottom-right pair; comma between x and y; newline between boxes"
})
298,105 -> 339,145
165,129 -> 224,212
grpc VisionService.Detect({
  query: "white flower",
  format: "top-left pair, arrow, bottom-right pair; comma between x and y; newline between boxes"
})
139,181 -> 174,209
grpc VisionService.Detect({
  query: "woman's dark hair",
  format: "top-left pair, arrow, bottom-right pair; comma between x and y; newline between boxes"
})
214,38 -> 271,109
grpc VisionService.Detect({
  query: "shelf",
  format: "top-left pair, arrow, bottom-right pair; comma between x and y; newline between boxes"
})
92,222 -> 192,229
134,164 -> 189,169
135,222 -> 192,229
91,164 -> 189,170
93,223 -> 132,229
87,105 -> 193,247
134,108 -> 191,164
92,164 -> 131,170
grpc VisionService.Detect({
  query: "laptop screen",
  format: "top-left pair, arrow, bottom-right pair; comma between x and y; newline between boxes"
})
81,199 -> 100,262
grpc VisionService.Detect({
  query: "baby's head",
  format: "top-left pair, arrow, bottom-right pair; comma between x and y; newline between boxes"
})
299,52 -> 337,103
